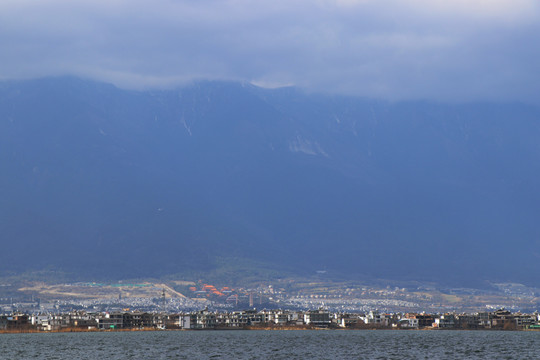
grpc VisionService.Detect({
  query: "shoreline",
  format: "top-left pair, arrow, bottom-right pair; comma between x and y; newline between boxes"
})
1,326 -> 537,334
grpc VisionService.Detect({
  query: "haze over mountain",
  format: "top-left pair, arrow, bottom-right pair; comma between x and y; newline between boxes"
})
1,77 -> 540,286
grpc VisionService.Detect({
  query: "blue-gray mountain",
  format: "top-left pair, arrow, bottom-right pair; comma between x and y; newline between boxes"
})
1,77 -> 539,286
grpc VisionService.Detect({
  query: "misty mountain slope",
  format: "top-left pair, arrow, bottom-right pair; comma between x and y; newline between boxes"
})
1,77 -> 540,285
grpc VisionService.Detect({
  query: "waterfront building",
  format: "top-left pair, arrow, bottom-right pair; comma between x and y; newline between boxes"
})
433,314 -> 455,328
304,308 -> 331,327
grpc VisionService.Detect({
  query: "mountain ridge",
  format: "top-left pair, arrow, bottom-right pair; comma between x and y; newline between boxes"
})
1,77 -> 540,287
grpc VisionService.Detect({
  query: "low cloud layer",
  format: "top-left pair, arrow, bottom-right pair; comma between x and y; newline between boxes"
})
1,0 -> 539,102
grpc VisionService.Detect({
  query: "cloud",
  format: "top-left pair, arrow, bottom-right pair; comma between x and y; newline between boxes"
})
406,0 -> 538,22
0,0 -> 539,102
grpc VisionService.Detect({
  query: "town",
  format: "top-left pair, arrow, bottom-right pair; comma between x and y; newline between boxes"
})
2,277 -> 540,319
2,308 -> 540,332
3,273 -> 540,336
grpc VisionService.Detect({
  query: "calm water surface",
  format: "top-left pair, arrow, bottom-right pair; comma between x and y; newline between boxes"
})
1,330 -> 538,359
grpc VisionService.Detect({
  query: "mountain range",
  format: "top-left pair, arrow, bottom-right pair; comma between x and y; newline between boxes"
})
1,77 -> 540,287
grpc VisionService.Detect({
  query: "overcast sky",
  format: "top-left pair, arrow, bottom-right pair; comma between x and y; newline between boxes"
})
1,0 -> 539,102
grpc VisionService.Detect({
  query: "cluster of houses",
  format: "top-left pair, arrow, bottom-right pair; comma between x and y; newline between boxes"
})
2,308 -> 540,332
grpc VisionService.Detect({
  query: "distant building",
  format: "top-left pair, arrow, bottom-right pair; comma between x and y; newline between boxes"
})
433,314 -> 455,328
399,317 -> 418,329
97,313 -> 124,329
304,308 -> 331,327
191,309 -> 216,329
491,309 -> 514,329
0,314 -> 31,330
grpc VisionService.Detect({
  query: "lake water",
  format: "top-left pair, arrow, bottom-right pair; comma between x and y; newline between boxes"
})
0,330 -> 538,359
